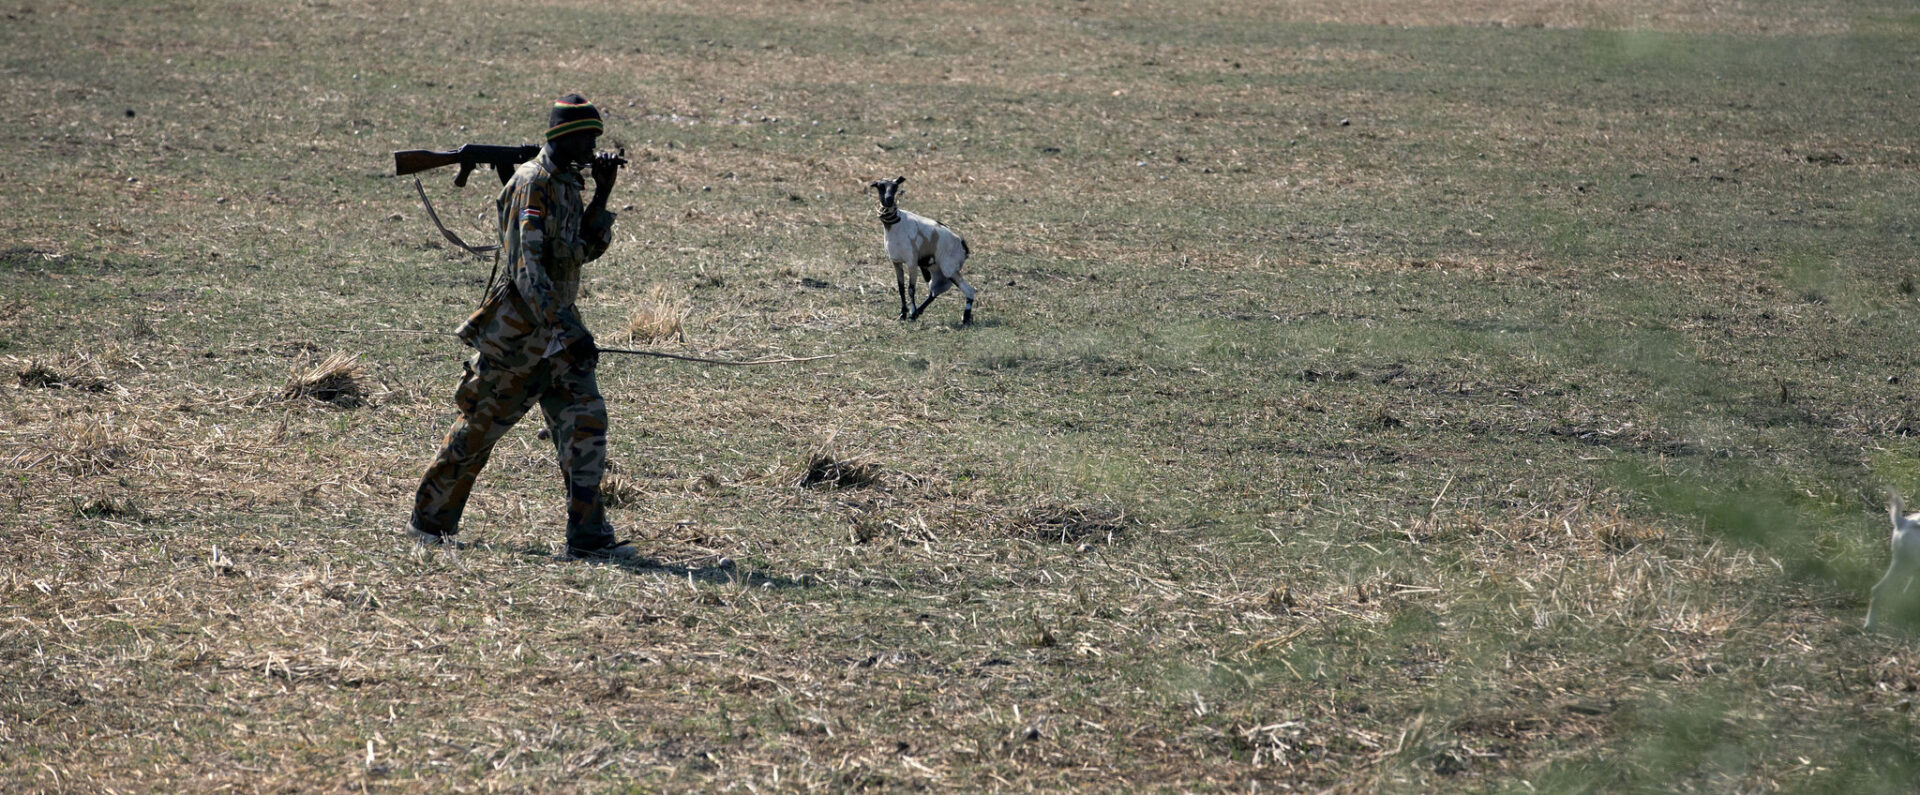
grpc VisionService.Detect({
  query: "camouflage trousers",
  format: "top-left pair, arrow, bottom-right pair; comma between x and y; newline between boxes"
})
411,350 -> 613,548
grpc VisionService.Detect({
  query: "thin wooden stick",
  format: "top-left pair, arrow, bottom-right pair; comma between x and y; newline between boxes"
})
594,347 -> 836,367
321,329 -> 834,366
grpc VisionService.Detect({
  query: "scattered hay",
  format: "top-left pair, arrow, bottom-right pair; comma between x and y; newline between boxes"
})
18,414 -> 142,476
217,647 -> 372,684
69,494 -> 145,521
1366,409 -> 1406,430
621,284 -> 689,345
16,359 -> 113,392
799,452 -> 882,490
1593,511 -> 1669,551
602,471 -> 644,509
18,361 -> 61,388
1013,503 -> 1129,544
280,351 -> 368,407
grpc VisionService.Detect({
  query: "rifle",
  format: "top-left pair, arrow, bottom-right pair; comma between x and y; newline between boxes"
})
393,144 -> 540,187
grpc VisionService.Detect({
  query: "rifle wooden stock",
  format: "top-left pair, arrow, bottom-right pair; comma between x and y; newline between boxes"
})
393,144 -> 541,187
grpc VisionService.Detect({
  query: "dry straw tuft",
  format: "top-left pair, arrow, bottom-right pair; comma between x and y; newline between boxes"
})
17,358 -> 113,392
1014,503 -> 1129,544
281,351 -> 369,407
621,284 -> 689,345
17,361 -> 63,388
1593,508 -> 1668,551
70,494 -> 145,521
36,415 -> 141,476
799,452 -> 883,490
601,471 -> 645,509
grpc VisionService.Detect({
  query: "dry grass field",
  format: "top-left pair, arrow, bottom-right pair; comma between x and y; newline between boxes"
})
5,0 -> 1920,791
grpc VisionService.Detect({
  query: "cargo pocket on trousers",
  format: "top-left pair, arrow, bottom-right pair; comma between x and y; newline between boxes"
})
453,355 -> 484,418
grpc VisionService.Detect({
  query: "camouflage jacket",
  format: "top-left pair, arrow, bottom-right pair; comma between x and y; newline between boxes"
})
454,146 -> 615,365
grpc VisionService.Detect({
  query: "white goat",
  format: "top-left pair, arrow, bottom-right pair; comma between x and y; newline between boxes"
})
869,176 -> 975,325
1867,493 -> 1920,630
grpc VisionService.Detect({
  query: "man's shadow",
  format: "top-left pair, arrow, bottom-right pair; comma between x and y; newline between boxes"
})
515,545 -> 811,589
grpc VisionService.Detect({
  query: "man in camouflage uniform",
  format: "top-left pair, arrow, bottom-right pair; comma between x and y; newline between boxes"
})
410,93 -> 638,561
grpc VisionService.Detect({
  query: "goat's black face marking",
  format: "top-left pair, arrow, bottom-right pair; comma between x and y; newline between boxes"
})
868,177 -> 903,208
870,177 -> 904,227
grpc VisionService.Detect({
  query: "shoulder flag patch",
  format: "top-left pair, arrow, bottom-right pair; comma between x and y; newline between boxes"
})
520,207 -> 544,225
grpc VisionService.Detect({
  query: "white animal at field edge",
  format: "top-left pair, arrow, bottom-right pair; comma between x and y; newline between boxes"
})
1866,493 -> 1920,630
868,176 -> 976,325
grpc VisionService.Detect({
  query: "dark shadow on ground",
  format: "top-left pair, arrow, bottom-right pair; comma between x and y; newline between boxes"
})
513,545 -> 812,588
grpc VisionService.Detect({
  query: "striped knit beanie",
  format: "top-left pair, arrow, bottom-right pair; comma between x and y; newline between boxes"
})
546,94 -> 604,141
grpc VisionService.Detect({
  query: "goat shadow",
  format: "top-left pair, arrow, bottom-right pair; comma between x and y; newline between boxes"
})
514,545 -> 811,589
908,316 -> 1003,329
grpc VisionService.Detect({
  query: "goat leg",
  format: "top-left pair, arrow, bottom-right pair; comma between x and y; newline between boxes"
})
954,274 -> 977,326
894,261 -> 910,320
911,273 -> 952,321
1868,565 -> 1916,629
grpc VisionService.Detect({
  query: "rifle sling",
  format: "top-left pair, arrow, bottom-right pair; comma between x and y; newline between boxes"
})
413,178 -> 501,258
412,177 -> 503,304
